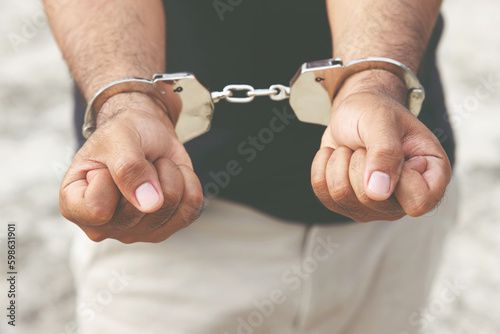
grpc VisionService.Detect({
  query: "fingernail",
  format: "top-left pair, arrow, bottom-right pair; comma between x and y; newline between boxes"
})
368,171 -> 391,196
136,182 -> 160,210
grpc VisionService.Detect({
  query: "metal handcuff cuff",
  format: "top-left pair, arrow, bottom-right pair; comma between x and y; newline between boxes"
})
83,57 -> 425,143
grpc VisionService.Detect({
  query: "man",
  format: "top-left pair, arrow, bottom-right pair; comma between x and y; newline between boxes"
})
45,0 -> 457,333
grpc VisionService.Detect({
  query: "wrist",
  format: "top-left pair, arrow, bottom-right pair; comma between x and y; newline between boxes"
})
333,69 -> 407,110
95,92 -> 172,129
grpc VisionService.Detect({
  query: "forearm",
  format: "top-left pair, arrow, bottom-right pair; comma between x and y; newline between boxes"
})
43,0 -> 166,123
327,0 -> 441,71
327,0 -> 442,102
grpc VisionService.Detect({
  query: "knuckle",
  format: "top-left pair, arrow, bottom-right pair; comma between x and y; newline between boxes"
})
148,213 -> 170,229
117,236 -> 138,244
85,230 -> 108,243
177,205 -> 201,229
373,144 -> 403,163
311,174 -> 326,192
180,211 -> 200,227
60,198 -> 113,226
385,203 -> 405,220
405,195 -> 434,217
110,216 -> 136,230
86,205 -> 113,225
357,192 -> 372,207
340,205 -> 371,222
112,201 -> 143,229
174,214 -> 194,230
113,158 -> 148,185
334,201 -> 362,221
186,197 -> 206,223
184,191 -> 204,214
146,189 -> 203,229
330,183 -> 353,202
148,237 -> 165,244
116,231 -> 153,244
162,184 -> 183,204
179,217 -> 195,229
155,204 -> 178,222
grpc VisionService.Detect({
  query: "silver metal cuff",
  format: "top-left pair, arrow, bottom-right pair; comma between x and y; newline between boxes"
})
82,57 -> 424,143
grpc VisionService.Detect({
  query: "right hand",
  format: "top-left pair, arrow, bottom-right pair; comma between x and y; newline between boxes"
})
60,93 -> 203,243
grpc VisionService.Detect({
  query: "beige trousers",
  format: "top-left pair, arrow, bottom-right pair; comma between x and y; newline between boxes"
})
71,180 -> 458,334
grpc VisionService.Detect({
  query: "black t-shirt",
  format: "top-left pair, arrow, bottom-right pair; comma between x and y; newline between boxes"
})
74,1 -> 455,224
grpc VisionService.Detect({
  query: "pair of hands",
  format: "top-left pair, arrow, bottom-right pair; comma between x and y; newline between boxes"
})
60,73 -> 451,243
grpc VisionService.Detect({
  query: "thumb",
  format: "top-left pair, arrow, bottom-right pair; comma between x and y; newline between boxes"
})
361,119 -> 404,201
107,152 -> 164,213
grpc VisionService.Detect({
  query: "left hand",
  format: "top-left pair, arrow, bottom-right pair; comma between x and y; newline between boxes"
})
311,71 -> 451,222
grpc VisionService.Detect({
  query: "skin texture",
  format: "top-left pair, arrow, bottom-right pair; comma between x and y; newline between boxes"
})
44,0 -> 451,243
43,0 -> 203,243
312,0 -> 451,221
59,93 -> 203,243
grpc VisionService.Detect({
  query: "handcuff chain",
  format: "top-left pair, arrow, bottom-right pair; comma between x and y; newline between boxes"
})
211,84 -> 290,104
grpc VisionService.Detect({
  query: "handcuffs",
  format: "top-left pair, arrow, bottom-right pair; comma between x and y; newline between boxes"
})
83,57 -> 425,143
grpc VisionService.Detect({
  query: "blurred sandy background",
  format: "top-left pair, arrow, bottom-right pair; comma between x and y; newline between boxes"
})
0,0 -> 499,333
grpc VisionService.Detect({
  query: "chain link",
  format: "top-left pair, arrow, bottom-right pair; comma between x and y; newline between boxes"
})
211,84 -> 290,104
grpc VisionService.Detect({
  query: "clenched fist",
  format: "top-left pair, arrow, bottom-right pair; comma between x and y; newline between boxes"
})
60,93 -> 203,243
311,71 -> 451,222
